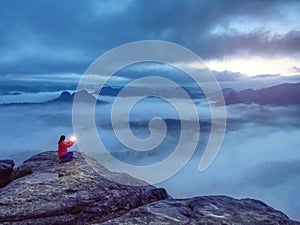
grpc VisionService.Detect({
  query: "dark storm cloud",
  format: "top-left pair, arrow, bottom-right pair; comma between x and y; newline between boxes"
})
197,30 -> 300,59
0,0 -> 299,74
132,0 -> 300,58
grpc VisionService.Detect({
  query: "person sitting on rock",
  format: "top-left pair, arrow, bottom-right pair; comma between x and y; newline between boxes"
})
58,135 -> 75,163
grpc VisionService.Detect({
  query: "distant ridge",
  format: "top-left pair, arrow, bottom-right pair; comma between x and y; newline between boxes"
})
52,90 -> 108,104
98,86 -> 203,98
225,82 -> 300,105
0,90 -> 108,106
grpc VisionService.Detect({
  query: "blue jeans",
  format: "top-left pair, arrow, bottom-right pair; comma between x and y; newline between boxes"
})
60,152 -> 73,163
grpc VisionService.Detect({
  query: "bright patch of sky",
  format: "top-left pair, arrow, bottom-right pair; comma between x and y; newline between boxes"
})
206,56 -> 300,76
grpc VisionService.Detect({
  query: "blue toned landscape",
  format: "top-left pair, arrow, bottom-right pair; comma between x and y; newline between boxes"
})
1,72 -> 300,222
1,1 -> 300,224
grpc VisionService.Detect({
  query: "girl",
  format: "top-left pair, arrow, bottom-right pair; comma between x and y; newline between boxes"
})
58,135 -> 75,162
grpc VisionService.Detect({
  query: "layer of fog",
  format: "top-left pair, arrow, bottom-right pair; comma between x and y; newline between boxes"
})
0,91 -> 65,104
159,104 -> 300,221
0,96 -> 300,220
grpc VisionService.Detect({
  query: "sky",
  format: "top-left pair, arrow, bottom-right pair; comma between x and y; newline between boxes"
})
0,0 -> 300,78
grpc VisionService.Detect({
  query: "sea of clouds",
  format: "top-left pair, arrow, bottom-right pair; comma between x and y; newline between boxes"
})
0,90 -> 300,220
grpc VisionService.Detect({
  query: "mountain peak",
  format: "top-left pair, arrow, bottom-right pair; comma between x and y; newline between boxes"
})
52,90 -> 108,104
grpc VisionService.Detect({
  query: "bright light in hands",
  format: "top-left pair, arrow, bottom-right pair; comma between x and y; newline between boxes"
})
70,136 -> 77,142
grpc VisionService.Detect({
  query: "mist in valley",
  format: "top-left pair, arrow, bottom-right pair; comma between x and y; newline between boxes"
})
1,89 -> 300,220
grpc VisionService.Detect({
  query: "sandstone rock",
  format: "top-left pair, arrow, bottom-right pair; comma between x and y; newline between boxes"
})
0,159 -> 32,188
0,159 -> 14,187
100,196 -> 300,225
0,151 -> 168,224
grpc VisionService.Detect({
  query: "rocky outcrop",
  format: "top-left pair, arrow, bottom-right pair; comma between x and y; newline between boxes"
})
0,151 -> 299,225
52,90 -> 108,104
0,160 -> 14,187
0,159 -> 32,188
100,196 -> 299,225
98,86 -> 197,99
0,151 -> 168,225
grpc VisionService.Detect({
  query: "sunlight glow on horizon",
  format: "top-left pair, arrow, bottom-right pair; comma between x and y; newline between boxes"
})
205,56 -> 300,76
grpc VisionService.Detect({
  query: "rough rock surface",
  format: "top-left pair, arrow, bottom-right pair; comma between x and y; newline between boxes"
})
0,160 -> 32,188
0,151 -> 168,224
0,151 -> 299,225
0,160 -> 15,187
100,196 -> 300,225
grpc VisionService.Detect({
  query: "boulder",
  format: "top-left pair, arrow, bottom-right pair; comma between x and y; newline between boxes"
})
0,160 -> 14,187
0,159 -> 32,188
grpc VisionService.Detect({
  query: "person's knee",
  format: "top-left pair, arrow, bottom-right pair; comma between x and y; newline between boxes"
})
60,153 -> 73,163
